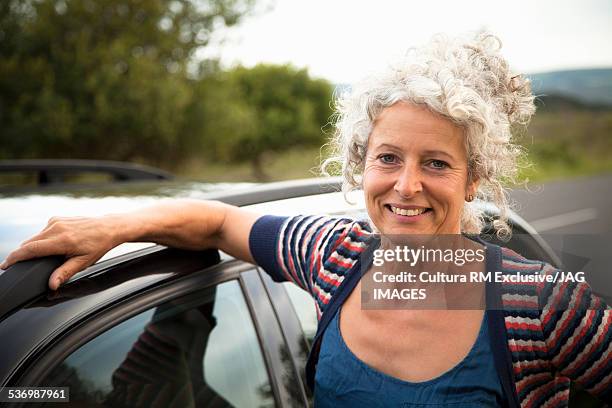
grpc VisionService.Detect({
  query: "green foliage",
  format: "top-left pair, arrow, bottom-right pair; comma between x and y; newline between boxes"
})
210,64 -> 333,179
0,0 -> 334,180
516,110 -> 612,182
0,0 -> 257,165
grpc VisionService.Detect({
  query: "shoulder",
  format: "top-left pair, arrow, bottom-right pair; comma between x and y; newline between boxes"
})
318,216 -> 373,272
499,246 -> 547,274
497,246 -> 560,291
250,214 -> 372,246
497,245 -> 607,312
270,214 -> 372,251
496,246 -> 555,311
275,215 -> 375,314
250,214 -> 374,282
285,216 -> 374,278
497,245 -> 578,293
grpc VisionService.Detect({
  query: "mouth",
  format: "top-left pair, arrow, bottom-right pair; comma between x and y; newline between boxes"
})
386,204 -> 432,217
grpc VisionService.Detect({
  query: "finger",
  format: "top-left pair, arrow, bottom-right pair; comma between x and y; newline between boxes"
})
47,216 -> 66,225
26,217 -> 87,245
22,217 -> 82,246
1,239 -> 64,270
49,257 -> 90,290
20,231 -> 51,247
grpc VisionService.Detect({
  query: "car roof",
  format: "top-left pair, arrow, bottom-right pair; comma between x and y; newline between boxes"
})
0,176 -> 531,263
0,177 -> 343,260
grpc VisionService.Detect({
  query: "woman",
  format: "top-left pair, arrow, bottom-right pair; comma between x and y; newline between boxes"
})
2,31 -> 610,407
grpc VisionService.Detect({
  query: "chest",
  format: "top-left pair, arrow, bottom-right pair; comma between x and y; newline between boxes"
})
339,282 -> 486,382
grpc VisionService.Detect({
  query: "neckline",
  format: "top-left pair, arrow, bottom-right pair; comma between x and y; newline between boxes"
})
333,307 -> 489,386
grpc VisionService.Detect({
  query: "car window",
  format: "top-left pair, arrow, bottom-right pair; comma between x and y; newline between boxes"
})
37,280 -> 274,408
282,282 -> 317,347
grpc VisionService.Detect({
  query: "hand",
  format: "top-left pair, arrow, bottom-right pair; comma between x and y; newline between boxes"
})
0,215 -> 122,290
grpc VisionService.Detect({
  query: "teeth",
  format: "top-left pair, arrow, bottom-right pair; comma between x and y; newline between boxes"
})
390,206 -> 427,216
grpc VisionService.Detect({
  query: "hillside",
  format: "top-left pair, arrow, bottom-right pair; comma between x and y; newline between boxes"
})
336,68 -> 612,108
529,68 -> 612,106
534,94 -> 609,112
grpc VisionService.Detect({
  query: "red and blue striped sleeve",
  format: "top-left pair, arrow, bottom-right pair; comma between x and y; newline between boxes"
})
248,214 -> 372,295
538,263 -> 612,403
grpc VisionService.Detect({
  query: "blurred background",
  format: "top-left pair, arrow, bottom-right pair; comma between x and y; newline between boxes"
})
0,2 -> 609,406
0,0 -> 610,184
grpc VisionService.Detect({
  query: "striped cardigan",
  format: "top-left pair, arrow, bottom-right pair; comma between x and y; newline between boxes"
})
249,214 -> 611,407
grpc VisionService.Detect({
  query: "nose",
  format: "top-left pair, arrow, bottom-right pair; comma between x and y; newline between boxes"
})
393,164 -> 423,198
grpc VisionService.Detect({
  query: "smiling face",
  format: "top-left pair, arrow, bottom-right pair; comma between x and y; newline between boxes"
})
363,102 -> 478,235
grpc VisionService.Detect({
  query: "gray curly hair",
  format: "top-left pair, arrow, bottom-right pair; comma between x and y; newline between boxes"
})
321,30 -> 536,236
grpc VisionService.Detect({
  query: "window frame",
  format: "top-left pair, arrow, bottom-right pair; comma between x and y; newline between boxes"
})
241,269 -> 310,407
260,269 -> 313,403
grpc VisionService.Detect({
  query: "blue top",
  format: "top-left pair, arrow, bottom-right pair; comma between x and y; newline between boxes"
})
314,308 -> 504,407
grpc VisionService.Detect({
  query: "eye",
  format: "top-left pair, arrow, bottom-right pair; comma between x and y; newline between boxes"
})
378,154 -> 397,164
429,159 -> 449,169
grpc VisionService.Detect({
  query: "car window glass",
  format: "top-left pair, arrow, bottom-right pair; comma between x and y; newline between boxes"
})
282,282 -> 317,347
37,280 -> 274,407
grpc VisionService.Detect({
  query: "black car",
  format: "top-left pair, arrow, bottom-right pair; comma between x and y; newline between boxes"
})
0,178 -> 571,407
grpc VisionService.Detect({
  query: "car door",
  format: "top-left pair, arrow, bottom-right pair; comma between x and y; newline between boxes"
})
1,249 -> 308,407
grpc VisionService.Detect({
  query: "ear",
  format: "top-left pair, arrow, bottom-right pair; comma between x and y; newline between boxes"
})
465,176 -> 480,202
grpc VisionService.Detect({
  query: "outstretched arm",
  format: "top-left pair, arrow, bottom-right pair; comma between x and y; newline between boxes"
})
0,200 -> 260,290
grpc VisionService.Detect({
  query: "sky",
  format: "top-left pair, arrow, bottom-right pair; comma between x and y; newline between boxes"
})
200,0 -> 612,83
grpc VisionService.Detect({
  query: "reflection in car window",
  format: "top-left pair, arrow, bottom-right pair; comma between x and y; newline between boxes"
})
38,280 -> 274,407
282,282 -> 317,347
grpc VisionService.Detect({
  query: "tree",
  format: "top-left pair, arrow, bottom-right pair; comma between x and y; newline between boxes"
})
217,64 -> 334,180
0,0 -> 257,165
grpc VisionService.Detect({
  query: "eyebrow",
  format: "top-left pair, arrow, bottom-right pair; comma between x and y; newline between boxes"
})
373,143 -> 403,153
422,149 -> 457,161
373,144 -> 457,161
